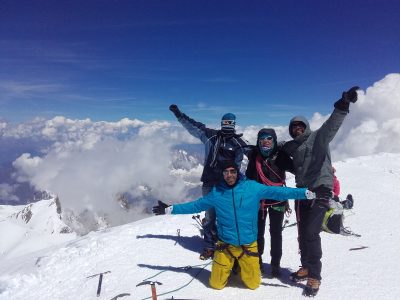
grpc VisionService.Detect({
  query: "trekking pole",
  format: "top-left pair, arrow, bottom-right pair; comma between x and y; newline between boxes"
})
136,280 -> 162,300
191,215 -> 203,227
282,219 -> 289,230
87,270 -> 111,297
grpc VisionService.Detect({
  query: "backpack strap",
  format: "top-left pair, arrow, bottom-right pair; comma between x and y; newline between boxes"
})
321,208 -> 335,233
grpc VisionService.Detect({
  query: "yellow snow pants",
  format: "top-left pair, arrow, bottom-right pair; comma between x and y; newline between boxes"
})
209,241 -> 261,290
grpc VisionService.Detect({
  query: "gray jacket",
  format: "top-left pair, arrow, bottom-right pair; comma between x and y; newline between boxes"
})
282,108 -> 347,190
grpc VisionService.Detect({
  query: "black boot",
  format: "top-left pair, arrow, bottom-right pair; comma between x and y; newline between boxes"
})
290,267 -> 308,282
271,265 -> 281,278
341,194 -> 354,209
302,278 -> 320,297
199,248 -> 214,260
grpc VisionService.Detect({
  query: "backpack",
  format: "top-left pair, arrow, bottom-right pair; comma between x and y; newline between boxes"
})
321,199 -> 344,234
322,198 -> 360,237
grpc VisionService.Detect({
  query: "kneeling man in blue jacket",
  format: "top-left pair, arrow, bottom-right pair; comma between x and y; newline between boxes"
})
153,160 -> 315,290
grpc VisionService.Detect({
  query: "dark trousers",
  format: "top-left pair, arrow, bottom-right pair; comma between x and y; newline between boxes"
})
202,184 -> 217,250
257,206 -> 285,267
295,199 -> 328,281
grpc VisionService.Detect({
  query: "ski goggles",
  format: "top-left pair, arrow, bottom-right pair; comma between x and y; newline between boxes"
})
259,135 -> 273,141
223,168 -> 237,176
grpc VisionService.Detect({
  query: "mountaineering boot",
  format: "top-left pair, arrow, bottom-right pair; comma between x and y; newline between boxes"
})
302,278 -> 320,297
271,265 -> 281,278
199,248 -> 214,260
290,267 -> 308,282
341,194 -> 354,209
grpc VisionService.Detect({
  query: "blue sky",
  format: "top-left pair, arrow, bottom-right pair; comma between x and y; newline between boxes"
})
1,0 -> 399,126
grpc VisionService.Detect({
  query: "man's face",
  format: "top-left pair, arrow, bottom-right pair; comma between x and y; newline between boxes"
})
223,167 -> 238,186
291,121 -> 306,137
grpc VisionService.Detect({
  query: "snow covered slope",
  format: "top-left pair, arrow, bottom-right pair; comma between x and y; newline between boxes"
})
0,153 -> 400,299
0,198 -> 76,260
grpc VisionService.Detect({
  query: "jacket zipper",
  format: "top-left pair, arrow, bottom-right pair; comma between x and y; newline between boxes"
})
232,188 -> 241,245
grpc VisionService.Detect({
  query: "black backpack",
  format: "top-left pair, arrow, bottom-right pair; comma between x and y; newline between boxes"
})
322,196 -> 358,236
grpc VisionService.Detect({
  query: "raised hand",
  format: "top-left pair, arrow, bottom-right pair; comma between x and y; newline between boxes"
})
169,104 -> 182,118
334,86 -> 360,111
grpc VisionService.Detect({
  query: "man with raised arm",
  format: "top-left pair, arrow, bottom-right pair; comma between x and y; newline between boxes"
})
169,105 -> 248,260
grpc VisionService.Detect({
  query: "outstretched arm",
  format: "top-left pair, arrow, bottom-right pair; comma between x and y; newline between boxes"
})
169,104 -> 215,143
252,180 -> 314,201
171,197 -> 213,214
305,87 -> 359,182
152,193 -> 214,215
315,86 -> 359,147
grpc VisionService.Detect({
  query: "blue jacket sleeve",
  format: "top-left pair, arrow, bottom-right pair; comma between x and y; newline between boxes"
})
251,180 -> 308,201
171,192 -> 214,214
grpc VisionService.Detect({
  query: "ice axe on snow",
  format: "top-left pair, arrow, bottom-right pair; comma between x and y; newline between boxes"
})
136,280 -> 162,300
87,270 -> 111,297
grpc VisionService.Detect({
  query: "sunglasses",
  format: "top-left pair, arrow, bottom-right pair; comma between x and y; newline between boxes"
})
223,169 -> 237,175
292,121 -> 305,128
221,120 -> 235,125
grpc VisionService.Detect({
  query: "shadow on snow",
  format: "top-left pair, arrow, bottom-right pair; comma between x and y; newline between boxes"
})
136,234 -> 204,254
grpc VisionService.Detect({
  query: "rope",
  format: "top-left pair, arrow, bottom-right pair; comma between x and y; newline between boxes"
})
255,154 -> 288,219
255,154 -> 285,186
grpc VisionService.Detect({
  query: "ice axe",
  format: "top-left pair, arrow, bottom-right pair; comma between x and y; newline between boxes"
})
87,270 -> 111,297
136,280 -> 162,300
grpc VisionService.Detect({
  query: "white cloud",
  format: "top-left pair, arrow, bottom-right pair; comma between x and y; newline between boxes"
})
0,121 -> 7,136
329,73 -> 400,159
13,153 -> 44,182
239,74 -> 400,161
12,130 -> 190,227
241,125 -> 289,145
4,73 -> 400,228
0,183 -> 19,201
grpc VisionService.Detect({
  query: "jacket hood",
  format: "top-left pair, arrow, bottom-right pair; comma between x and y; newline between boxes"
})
257,128 -> 277,141
257,128 -> 277,157
289,115 -> 311,139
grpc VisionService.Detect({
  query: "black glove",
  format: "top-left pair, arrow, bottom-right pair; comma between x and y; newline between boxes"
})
312,186 -> 333,200
169,104 -> 182,118
152,200 -> 171,215
334,86 -> 360,112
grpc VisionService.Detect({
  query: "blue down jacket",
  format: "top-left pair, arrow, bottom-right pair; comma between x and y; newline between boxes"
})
172,175 -> 308,246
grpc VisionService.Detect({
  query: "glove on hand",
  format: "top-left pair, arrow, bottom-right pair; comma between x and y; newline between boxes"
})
305,189 -> 316,200
334,86 -> 360,112
169,104 -> 182,118
152,200 -> 171,215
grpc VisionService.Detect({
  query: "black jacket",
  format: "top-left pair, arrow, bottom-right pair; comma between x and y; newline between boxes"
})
246,142 -> 293,206
176,113 -> 248,184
